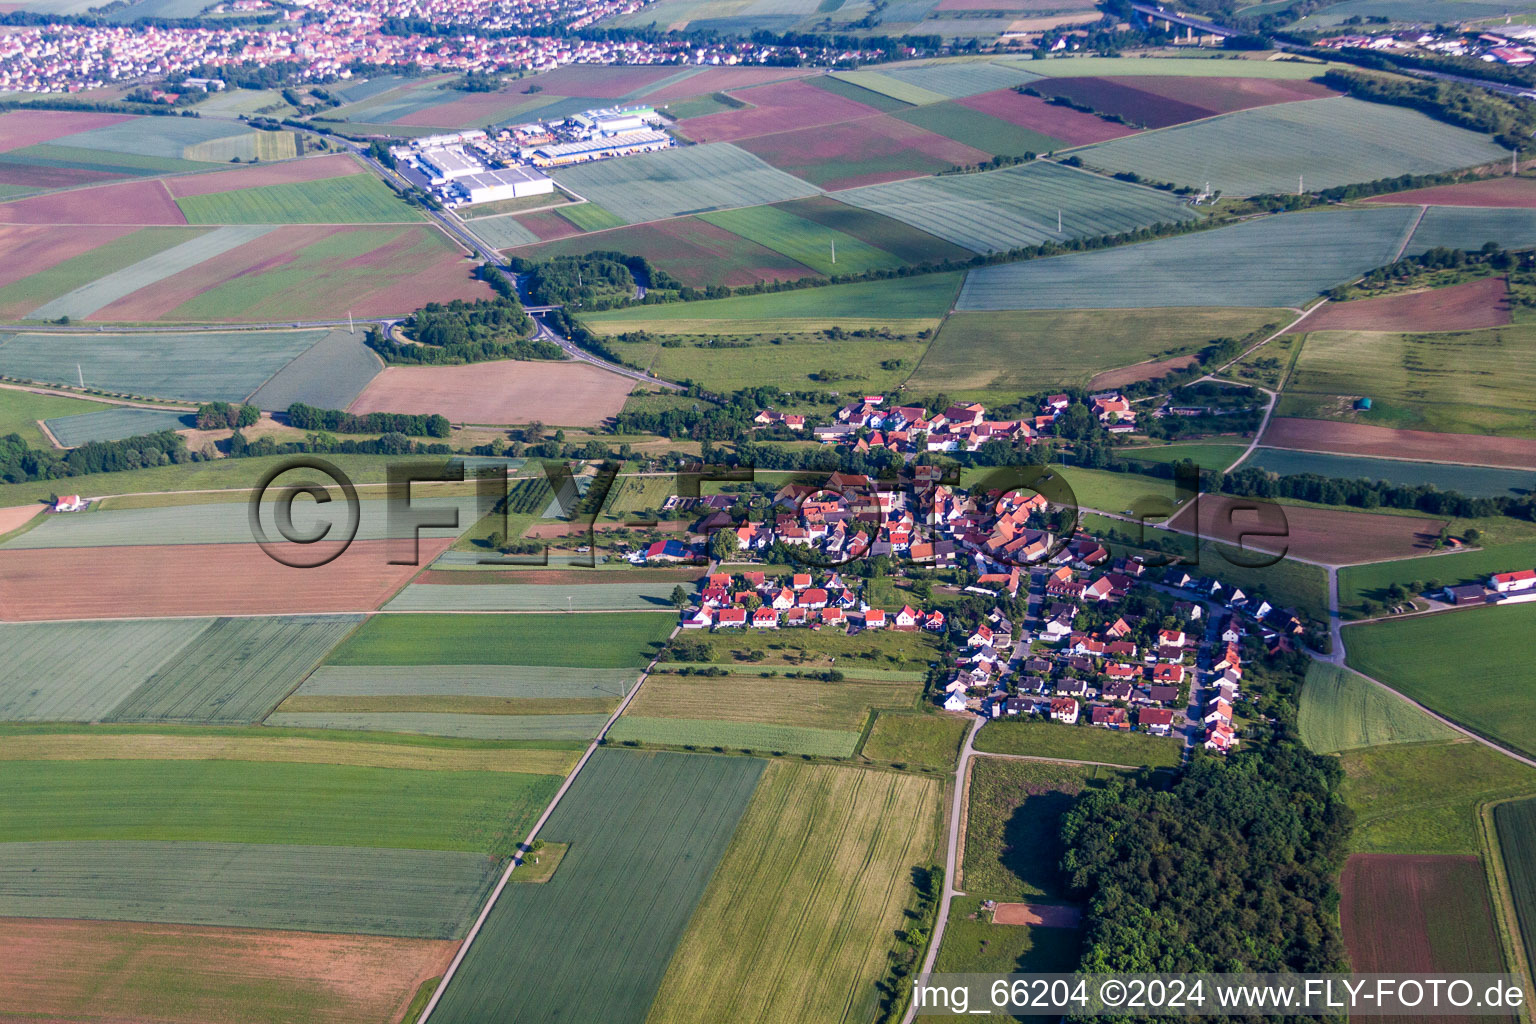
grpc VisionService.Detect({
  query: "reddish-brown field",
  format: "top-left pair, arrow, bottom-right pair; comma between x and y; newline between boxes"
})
678,79 -> 886,143
1168,494 -> 1446,565
89,225 -> 491,322
1260,417 -> 1536,469
512,216 -> 813,287
957,88 -> 1141,146
1088,353 -> 1198,390
415,567 -> 703,585
1340,854 -> 1506,984
645,67 -> 816,104
0,162 -> 121,188
737,115 -> 989,189
1304,276 -> 1510,333
0,109 -> 133,151
993,903 -> 1083,927
517,209 -> 585,241
0,502 -> 42,535
347,359 -> 632,427
166,153 -> 363,198
0,223 -> 137,289
1365,176 -> 1536,208
1109,75 -> 1337,115
0,538 -> 449,620
519,63 -> 687,99
0,917 -> 455,1024
0,178 -> 185,225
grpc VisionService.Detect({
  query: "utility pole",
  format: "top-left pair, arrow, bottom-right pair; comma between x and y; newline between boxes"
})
830,238 -> 836,265
77,364 -> 84,388
1057,209 -> 1062,234
348,310 -> 354,334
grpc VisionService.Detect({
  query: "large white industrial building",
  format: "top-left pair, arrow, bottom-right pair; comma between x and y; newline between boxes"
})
453,165 -> 555,204
418,145 -> 484,183
529,129 -> 672,168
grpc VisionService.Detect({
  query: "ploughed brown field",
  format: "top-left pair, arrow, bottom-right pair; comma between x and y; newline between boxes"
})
1261,417 -> 1536,470
737,115 -> 988,190
1364,176 -> 1536,208
677,79 -> 887,144
166,153 -> 364,198
0,917 -> 455,1024
0,503 -> 42,535
1167,494 -> 1446,565
1088,353 -> 1198,390
347,359 -> 631,427
0,109 -> 132,152
0,538 -> 449,620
993,902 -> 1083,928
0,224 -> 137,295
956,89 -> 1141,146
1304,276 -> 1511,333
0,178 -> 186,225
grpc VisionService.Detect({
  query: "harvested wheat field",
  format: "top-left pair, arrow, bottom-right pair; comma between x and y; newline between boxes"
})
166,153 -> 364,198
1261,417 -> 1536,469
0,916 -> 455,1024
0,503 -> 42,535
348,359 -> 631,426
1169,494 -> 1446,565
993,903 -> 1083,928
1088,353 -> 1198,390
0,538 -> 449,620
1305,276 -> 1510,332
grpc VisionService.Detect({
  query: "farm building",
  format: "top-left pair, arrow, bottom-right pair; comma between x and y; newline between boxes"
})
1491,569 -> 1536,593
1445,584 -> 1488,605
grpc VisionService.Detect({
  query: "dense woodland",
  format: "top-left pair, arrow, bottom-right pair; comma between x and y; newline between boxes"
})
0,430 -> 192,485
195,402 -> 259,431
286,403 -> 451,438
375,297 -> 560,364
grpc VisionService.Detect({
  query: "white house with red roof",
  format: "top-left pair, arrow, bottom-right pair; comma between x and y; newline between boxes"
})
1492,569 -> 1536,593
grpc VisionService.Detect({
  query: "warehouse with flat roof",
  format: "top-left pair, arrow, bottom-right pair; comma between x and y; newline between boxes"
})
528,130 -> 672,168
455,165 -> 555,205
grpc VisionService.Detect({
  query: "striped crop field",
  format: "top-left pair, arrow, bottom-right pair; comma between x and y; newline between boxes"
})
957,206 -> 1418,309
1073,97 -> 1509,197
1297,662 -> 1456,755
294,665 -> 640,700
384,581 -> 685,611
834,160 -> 1201,254
623,673 -> 918,731
0,618 -> 211,721
1494,797 -> 1536,972
550,143 -> 820,224
835,61 -> 1041,102
324,612 -> 674,667
699,205 -> 905,275
608,718 -> 862,757
427,748 -> 767,1024
0,841 -> 499,938
1245,448 -> 1536,500
175,173 -> 420,225
44,407 -> 192,446
1405,206 -> 1536,256
105,615 -> 363,725
646,762 -> 941,1024
263,711 -> 613,740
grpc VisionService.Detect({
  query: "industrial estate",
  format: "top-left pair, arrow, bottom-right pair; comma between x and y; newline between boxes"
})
2,0 -> 1536,1019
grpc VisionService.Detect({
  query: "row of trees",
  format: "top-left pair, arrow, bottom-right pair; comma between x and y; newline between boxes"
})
0,430 -> 192,484
286,402 -> 451,438
195,401 -> 259,430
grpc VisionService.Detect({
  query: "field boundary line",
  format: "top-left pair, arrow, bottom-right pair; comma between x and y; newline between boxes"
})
1479,797 -> 1536,1024
414,622 -> 681,1024
1392,204 -> 1429,261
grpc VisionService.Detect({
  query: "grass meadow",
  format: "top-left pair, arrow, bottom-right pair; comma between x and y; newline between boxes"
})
325,611 -> 673,667
973,718 -> 1183,768
0,387 -> 109,446
1296,662 -> 1456,754
861,711 -> 968,767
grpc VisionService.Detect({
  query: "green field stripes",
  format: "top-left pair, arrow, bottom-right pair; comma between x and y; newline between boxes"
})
468,212 -> 541,249
1,758 -> 559,851
427,748 -> 766,1024
893,101 -> 1064,157
44,407 -> 193,446
1073,97 -> 1509,197
608,716 -> 860,756
265,711 -> 612,739
583,270 -> 962,324
49,117 -> 262,160
835,160 -> 1200,254
0,619 -> 209,721
295,665 -> 640,699
829,69 -> 946,106
0,841 -> 498,938
0,227 -> 199,315
1247,447 -> 1536,499
1494,797 -> 1536,973
1011,55 -> 1381,78
386,581 -> 686,611
550,143 -> 820,225
558,201 -> 627,231
700,206 -> 904,275
661,662 -> 929,681
0,327 -> 326,403
326,611 -> 674,667
0,143 -> 213,177
175,173 -> 418,225
849,61 -> 1041,100
957,206 -> 1419,309
7,495 -> 480,549
1296,662 -> 1455,754
26,225 -> 276,321
246,328 -> 383,411
105,615 -> 362,725
1405,206 -> 1536,255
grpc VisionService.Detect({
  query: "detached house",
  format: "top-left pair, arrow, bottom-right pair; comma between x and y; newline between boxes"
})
1139,707 -> 1175,736
1050,698 -> 1080,724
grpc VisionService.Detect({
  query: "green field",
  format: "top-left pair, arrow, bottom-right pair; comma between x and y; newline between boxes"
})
1075,96 -> 1508,197
50,116 -> 275,161
634,332 -> 930,394
894,100 -> 1063,156
264,710 -> 611,739
296,664 -> 640,699
609,717 -> 860,757
836,160 -> 1201,255
0,387 -> 110,446
1346,603 -> 1536,757
700,205 -> 905,276
861,711 -> 968,767
104,616 -> 361,725
973,719 -> 1183,767
1246,447 -> 1536,499
0,618 -> 212,721
646,761 -> 940,1024
0,327 -> 325,403
325,611 -> 673,667
623,673 -> 916,731
931,895 -> 1083,1024
385,581 -> 682,611
175,173 -> 418,224
1123,442 -> 1250,473
277,693 -> 617,716
1285,326 -> 1536,437
245,326 -> 383,411
675,623 -> 940,670
428,748 -> 766,1024
844,60 -> 1040,100
558,201 -> 627,231
1494,796 -> 1536,973
0,841 -> 499,938
1296,662 -> 1457,754
550,143 -> 819,224
964,756 -> 1133,901
910,307 -> 1284,397
0,227 -> 201,319
43,407 -> 192,446
1405,205 -> 1536,255
957,206 -> 1418,310
1339,540 -> 1536,619
584,271 -> 961,331
1339,739 -> 1536,853
771,195 -> 975,264
0,758 -> 558,854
